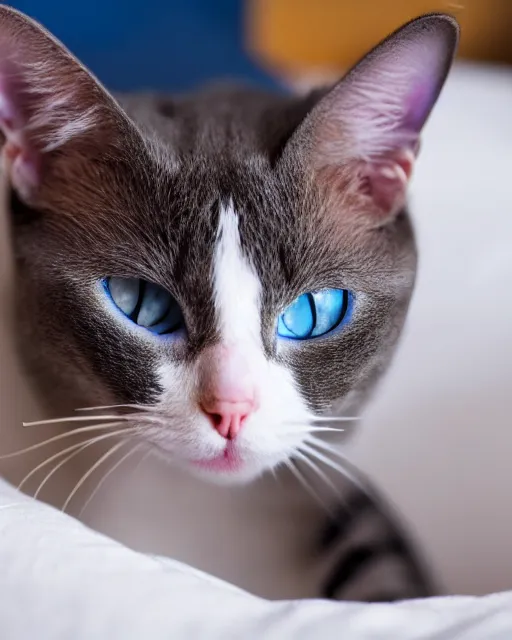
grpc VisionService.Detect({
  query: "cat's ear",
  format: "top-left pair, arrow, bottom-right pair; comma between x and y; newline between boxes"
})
0,6 -> 134,204
284,14 -> 459,220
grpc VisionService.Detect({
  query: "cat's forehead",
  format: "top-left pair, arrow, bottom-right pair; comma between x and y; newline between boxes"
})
32,86 -> 414,310
114,88 -> 362,281
121,158 -> 318,307
117,86 -> 321,162
109,93 -> 353,277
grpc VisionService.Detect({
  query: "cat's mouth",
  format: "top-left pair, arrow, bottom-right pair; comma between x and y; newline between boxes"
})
190,443 -> 242,473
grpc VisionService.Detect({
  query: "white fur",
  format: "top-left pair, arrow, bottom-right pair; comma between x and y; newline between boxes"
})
151,202 -> 311,485
213,201 -> 262,349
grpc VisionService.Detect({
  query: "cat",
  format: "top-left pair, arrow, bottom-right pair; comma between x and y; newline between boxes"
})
0,6 -> 458,601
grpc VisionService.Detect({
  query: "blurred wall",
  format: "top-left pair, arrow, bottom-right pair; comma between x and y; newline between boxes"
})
248,0 -> 512,77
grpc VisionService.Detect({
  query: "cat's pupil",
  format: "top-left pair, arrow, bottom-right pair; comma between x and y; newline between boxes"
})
105,277 -> 184,336
281,294 -> 315,337
137,282 -> 173,327
107,277 -> 140,317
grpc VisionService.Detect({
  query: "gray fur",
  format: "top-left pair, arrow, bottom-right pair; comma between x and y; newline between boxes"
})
12,81 -> 417,414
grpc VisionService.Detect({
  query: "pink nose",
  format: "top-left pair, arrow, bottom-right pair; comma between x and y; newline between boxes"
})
201,399 -> 255,440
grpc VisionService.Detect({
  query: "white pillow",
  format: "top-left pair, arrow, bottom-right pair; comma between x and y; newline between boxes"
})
0,478 -> 511,639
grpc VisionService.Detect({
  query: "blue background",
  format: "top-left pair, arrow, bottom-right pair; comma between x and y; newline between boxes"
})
9,0 -> 280,92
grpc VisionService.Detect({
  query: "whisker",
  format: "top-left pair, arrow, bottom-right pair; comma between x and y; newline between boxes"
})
135,449 -> 152,468
78,442 -> 143,518
306,435 -> 353,460
284,459 -> 315,499
311,416 -> 360,423
1,422 -> 126,460
23,415 -> 131,427
282,425 -> 345,434
319,416 -> 360,422
294,449 -> 339,495
62,439 -> 129,513
76,404 -> 157,414
303,438 -> 364,491
34,440 -> 105,500
23,413 -> 166,427
301,442 -> 350,477
269,465 -> 279,482
20,441 -> 90,492
284,459 -> 331,513
284,416 -> 360,424
18,429 -> 134,491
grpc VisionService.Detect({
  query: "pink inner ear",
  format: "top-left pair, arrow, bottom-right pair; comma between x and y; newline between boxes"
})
362,149 -> 415,215
0,51 -> 102,201
4,141 -> 40,199
328,17 -> 457,164
0,66 -> 41,200
312,18 -> 457,216
0,6 -> 121,203
406,80 -> 438,131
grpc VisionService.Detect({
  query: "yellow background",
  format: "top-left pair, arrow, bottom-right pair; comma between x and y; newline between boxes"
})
248,0 -> 512,74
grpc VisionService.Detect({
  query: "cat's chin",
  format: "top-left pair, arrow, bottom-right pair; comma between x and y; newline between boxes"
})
165,439 -> 282,485
187,465 -> 263,486
147,439 -> 278,485
184,458 -> 267,486
176,452 -> 275,486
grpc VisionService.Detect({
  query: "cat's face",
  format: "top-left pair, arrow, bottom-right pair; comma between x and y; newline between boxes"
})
1,8 -> 458,483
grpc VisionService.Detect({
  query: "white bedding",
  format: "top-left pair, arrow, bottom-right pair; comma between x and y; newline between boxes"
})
1,478 -> 511,640
1,60 -> 512,637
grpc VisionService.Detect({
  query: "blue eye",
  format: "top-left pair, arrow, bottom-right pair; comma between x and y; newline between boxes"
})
277,289 -> 352,340
103,277 -> 185,336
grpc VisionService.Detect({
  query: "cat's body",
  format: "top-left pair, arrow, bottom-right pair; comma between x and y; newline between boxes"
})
0,7 -> 458,601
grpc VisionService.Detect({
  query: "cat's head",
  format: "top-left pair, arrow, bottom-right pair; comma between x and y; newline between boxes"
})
2,8 -> 458,483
